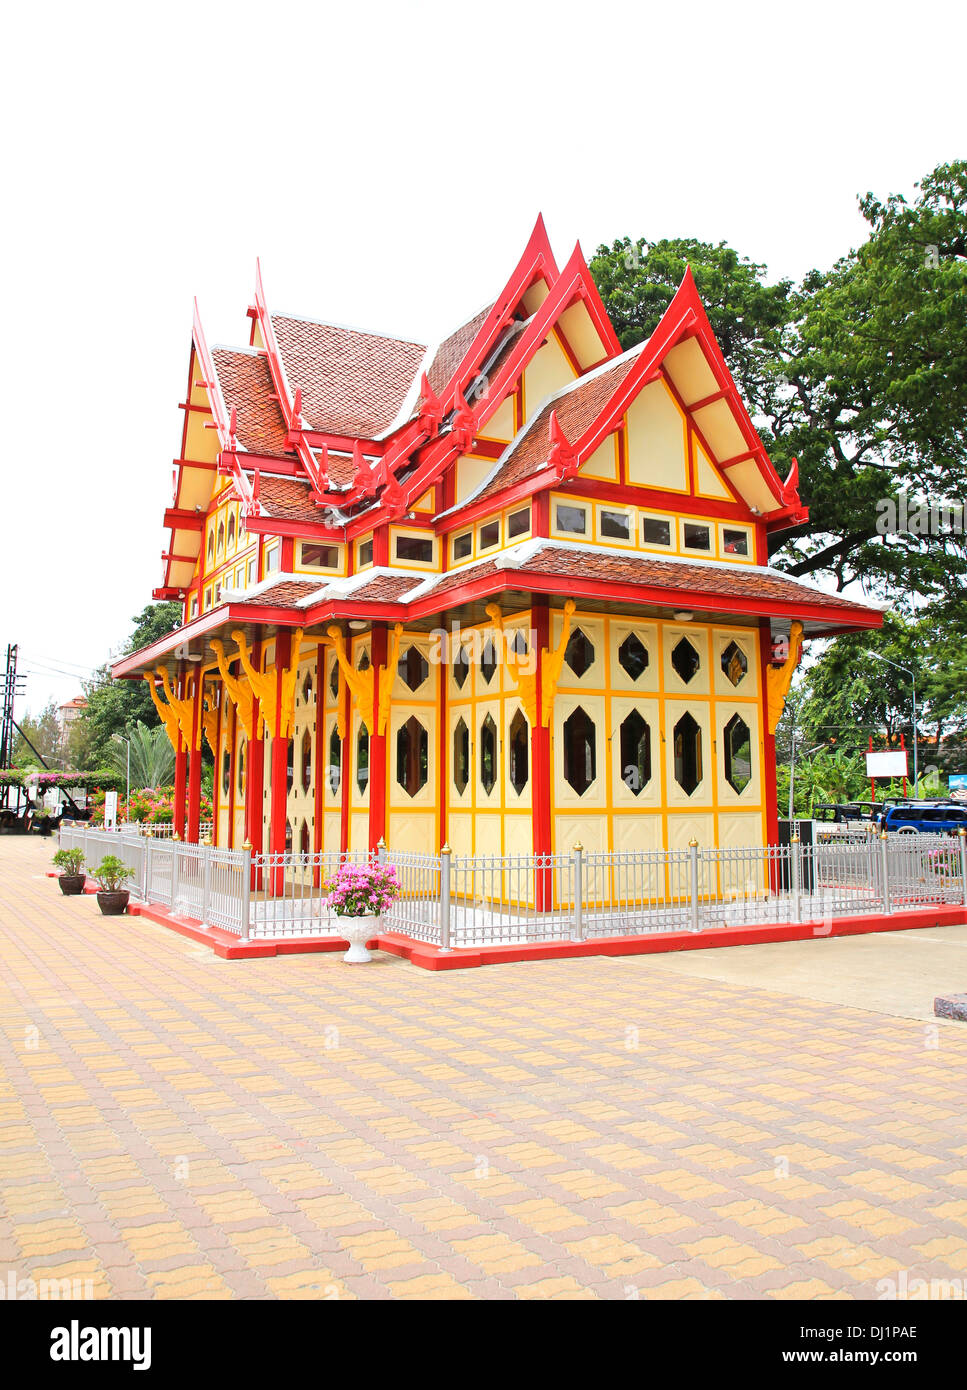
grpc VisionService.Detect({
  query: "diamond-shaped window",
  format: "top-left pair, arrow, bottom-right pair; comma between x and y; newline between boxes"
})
329,660 -> 340,701
724,714 -> 752,794
453,718 -> 469,796
453,645 -> 470,689
721,641 -> 748,687
480,713 -> 497,795
509,709 -> 529,795
619,711 -> 652,796
396,716 -> 428,797
357,649 -> 371,672
565,628 -> 594,678
563,706 -> 597,795
671,637 -> 700,684
480,637 -> 497,685
399,645 -> 429,692
673,712 -> 702,795
618,633 -> 649,681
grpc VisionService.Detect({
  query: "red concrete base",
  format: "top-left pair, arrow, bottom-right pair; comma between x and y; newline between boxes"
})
119,897 -> 967,969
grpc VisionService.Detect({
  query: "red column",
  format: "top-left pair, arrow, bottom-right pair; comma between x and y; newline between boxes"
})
438,629 -> 448,849
313,642 -> 325,882
339,658 -> 351,855
173,664 -> 187,840
245,637 -> 264,890
187,674 -> 202,843
368,624 -> 388,853
759,618 -> 779,860
269,631 -> 291,894
531,599 -> 552,910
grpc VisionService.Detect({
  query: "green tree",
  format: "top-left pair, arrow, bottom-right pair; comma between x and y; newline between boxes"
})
79,602 -> 181,768
590,161 -> 967,602
13,698 -> 64,768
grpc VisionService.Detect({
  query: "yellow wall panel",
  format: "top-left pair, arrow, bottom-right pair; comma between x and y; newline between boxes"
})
626,380 -> 688,491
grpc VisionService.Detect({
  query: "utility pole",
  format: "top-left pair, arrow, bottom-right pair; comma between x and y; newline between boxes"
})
0,644 -> 27,812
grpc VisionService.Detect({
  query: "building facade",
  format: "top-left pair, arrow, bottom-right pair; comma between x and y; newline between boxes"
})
112,219 -> 881,861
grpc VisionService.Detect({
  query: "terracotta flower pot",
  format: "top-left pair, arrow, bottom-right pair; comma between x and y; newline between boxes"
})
58,874 -> 86,896
96,890 -> 130,916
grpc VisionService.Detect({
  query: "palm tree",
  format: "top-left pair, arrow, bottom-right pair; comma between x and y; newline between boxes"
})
106,722 -> 175,789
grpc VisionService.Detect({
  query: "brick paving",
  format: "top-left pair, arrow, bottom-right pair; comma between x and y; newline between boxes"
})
2,835 -> 966,1300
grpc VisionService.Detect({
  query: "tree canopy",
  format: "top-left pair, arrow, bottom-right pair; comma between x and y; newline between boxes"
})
590,160 -> 967,603
79,602 -> 181,769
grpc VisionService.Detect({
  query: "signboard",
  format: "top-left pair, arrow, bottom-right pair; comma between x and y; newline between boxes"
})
103,790 -> 118,829
949,774 -> 967,791
866,751 -> 908,778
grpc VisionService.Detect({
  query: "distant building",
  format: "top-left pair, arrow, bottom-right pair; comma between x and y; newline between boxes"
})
57,696 -> 88,733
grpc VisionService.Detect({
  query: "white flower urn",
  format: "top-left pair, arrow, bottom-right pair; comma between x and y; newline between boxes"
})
340,913 -> 381,963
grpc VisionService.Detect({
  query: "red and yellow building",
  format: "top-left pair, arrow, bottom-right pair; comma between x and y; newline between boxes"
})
112,218 -> 881,860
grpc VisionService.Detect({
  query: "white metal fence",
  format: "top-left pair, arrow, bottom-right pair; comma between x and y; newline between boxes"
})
59,824 -> 967,950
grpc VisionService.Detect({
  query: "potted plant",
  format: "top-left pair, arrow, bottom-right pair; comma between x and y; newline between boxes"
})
88,855 -> 136,916
52,847 -> 86,895
324,860 -> 401,963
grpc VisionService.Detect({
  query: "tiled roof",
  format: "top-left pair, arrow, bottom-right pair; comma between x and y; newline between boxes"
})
467,355 -> 639,507
511,547 -> 871,612
255,476 -> 321,524
233,578 -> 321,607
210,349 -> 291,458
425,305 -> 493,398
272,316 -> 426,437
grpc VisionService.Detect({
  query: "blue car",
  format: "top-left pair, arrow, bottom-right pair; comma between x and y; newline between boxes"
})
879,803 -> 967,834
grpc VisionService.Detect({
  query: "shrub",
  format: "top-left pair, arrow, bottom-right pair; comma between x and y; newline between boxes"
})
53,848 -> 85,876
324,861 -> 401,918
88,856 -> 136,892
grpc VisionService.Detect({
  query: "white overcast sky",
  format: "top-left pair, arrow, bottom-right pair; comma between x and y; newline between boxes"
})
2,0 -> 963,717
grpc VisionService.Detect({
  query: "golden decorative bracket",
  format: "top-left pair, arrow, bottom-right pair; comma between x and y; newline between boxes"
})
541,600 -> 576,728
766,621 -> 804,734
210,638 -> 255,743
327,626 -> 376,734
484,604 -> 538,727
158,667 -> 199,751
142,673 -> 182,752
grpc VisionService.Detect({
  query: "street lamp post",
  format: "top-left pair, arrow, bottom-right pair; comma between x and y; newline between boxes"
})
111,734 -> 130,820
864,652 -> 918,794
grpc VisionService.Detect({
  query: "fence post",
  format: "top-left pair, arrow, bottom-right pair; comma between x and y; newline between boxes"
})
202,837 -> 212,927
790,831 -> 801,923
689,839 -> 700,932
571,842 -> 585,942
240,841 -> 252,941
171,835 -> 180,914
142,835 -> 151,902
959,829 -> 967,907
880,831 -> 892,915
439,843 -> 451,952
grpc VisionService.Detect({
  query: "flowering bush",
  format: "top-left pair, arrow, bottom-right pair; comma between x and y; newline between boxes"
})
324,861 -> 401,918
89,787 -> 213,827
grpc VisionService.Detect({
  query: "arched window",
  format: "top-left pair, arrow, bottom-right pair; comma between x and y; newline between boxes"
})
216,520 -> 225,559
563,707 -> 596,795
479,714 -> 497,795
396,717 -> 428,797
356,727 -> 370,794
509,710 -> 528,794
328,727 -> 342,796
300,819 -> 310,854
301,728 -> 312,792
227,514 -> 236,552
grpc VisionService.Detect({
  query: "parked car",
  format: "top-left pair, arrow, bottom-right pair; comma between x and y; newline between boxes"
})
877,801 -> 967,835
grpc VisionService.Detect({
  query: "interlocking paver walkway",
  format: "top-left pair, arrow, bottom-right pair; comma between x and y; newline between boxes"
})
2,835 -> 966,1299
